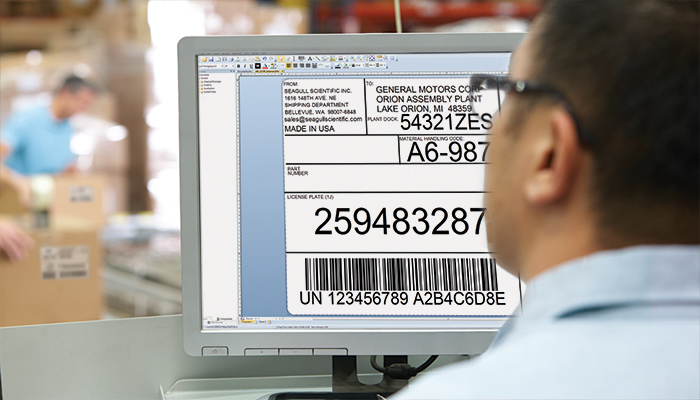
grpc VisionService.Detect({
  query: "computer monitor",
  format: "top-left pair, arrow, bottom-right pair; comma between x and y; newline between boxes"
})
178,33 -> 525,358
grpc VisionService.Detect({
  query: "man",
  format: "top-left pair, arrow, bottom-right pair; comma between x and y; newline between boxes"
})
393,1 -> 699,398
0,74 -> 97,176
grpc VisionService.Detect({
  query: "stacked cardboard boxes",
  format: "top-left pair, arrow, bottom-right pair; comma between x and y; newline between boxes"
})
0,174 -> 106,326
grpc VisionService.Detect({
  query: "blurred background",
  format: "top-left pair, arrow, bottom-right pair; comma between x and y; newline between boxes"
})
0,0 -> 539,325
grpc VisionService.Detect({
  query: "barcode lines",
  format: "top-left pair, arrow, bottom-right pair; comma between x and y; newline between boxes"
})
304,257 -> 498,292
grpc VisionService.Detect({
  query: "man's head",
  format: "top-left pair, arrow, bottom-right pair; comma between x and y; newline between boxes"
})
52,75 -> 97,120
484,0 -> 699,279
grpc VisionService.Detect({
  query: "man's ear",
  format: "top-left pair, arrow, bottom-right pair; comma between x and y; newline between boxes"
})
524,107 -> 581,205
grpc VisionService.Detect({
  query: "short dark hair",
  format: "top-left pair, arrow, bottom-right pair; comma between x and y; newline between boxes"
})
532,0 -> 699,245
57,75 -> 98,94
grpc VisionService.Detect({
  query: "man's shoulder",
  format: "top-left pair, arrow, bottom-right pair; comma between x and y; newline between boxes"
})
393,316 -> 700,399
5,106 -> 50,126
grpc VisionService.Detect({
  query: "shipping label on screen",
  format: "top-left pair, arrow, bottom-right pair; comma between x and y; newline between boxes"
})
283,77 -> 521,316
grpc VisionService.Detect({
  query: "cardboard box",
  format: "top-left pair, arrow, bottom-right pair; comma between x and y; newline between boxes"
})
50,174 -> 107,228
1,174 -> 108,226
0,18 -> 71,52
87,92 -> 117,122
0,176 -> 29,215
0,225 -> 103,327
55,0 -> 100,18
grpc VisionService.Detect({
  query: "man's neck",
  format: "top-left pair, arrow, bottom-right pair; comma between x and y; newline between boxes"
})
50,100 -> 66,121
519,220 -> 601,281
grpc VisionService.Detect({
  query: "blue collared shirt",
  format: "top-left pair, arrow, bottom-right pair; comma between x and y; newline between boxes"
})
393,245 -> 700,399
1,105 -> 76,175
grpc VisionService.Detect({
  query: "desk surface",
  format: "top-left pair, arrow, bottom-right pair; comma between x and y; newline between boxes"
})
163,375 -> 389,400
0,315 -> 467,399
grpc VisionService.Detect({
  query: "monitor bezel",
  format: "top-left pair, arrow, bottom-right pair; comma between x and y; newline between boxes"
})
178,32 -> 525,357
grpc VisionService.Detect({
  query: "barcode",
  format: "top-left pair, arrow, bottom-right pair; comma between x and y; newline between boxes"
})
59,270 -> 88,278
59,263 -> 87,270
304,257 -> 498,292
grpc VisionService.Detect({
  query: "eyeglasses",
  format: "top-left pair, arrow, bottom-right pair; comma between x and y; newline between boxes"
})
470,75 -> 595,148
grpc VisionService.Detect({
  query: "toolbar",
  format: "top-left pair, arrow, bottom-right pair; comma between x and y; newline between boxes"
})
198,54 -> 396,71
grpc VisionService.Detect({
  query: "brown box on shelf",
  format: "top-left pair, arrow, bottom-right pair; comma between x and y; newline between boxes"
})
88,92 -> 118,122
0,224 -> 103,327
0,18 -> 71,53
51,174 -> 107,228
55,0 -> 100,17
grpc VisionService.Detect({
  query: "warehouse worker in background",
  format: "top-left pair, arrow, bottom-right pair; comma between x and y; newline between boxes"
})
0,74 -> 97,176
0,75 -> 95,262
394,0 -> 699,398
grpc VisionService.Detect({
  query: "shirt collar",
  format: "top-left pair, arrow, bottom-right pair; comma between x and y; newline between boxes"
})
520,245 -> 700,321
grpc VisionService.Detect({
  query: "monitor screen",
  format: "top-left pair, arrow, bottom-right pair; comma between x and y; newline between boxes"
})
179,33 -> 525,356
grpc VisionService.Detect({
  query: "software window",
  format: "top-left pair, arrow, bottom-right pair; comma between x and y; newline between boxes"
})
197,52 -> 522,331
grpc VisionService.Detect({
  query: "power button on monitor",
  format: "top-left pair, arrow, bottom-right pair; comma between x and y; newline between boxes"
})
202,346 -> 229,356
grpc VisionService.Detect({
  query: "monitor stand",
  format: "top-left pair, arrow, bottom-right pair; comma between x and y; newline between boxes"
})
266,355 -> 409,399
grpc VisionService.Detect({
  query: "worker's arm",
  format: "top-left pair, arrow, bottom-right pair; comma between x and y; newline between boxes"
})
0,219 -> 34,263
0,112 -> 22,160
1,118 -> 32,206
0,141 -> 10,159
0,142 -> 31,206
61,162 -> 79,175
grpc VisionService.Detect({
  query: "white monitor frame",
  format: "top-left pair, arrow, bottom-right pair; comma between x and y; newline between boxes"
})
178,32 -> 525,357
